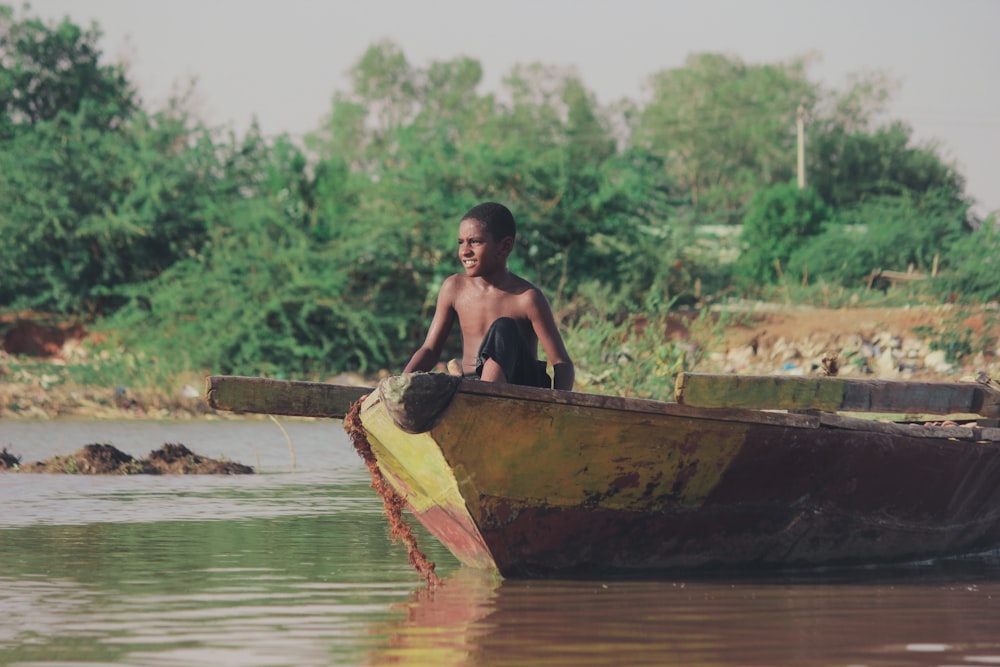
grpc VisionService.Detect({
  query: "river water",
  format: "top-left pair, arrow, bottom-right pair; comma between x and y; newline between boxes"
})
2,418 -> 1000,666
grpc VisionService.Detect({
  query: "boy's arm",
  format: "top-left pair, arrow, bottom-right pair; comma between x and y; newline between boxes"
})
551,360 -> 575,392
403,277 -> 458,374
528,289 -> 575,391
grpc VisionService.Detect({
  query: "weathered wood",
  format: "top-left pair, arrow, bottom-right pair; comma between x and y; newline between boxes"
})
205,375 -> 370,419
381,372 -> 461,433
456,378 -> 821,429
675,373 -> 1000,418
206,373 -> 822,429
817,412 -> 981,440
206,372 -> 1000,428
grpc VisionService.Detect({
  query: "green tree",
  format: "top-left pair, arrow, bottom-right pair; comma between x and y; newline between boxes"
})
634,53 -> 817,224
736,183 -> 830,286
300,44 -> 692,369
107,128 -> 395,376
789,187 -> 971,287
937,215 -> 1000,302
308,45 -> 493,355
808,120 -> 967,211
0,6 -> 213,315
476,63 -> 680,304
0,100 -> 217,314
0,4 -> 136,137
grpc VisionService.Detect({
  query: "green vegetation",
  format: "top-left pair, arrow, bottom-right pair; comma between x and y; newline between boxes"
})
736,183 -> 830,288
1,6 -> 996,398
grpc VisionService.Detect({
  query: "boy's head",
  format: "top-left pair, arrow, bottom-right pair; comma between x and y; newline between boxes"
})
462,202 -> 516,243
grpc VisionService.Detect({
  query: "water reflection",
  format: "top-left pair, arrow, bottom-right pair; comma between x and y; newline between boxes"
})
6,544 -> 1000,667
4,420 -> 1000,666
375,568 -> 502,666
0,572 -> 415,666
0,513 -> 451,666
372,564 -> 1000,667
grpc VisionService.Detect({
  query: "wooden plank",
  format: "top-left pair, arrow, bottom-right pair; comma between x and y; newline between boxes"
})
205,373 -> 821,429
675,373 -> 1000,418
817,412 -> 981,440
205,375 -> 371,419
457,378 -> 821,429
877,269 -> 927,282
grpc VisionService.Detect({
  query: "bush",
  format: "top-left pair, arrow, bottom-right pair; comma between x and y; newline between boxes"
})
735,183 -> 830,288
788,188 -> 970,288
935,214 -> 1000,302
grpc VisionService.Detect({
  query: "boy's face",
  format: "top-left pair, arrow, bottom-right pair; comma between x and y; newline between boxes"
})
457,218 -> 512,277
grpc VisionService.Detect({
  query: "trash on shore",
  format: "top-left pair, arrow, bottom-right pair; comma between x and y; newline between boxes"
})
0,443 -> 254,474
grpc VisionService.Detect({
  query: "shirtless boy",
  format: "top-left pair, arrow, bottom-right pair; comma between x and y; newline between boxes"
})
403,202 -> 575,391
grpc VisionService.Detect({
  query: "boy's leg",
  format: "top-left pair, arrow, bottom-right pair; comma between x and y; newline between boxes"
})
475,317 -> 550,388
475,317 -> 520,384
480,357 -> 507,383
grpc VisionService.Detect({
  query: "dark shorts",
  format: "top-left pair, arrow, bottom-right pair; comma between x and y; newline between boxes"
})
472,317 -> 551,389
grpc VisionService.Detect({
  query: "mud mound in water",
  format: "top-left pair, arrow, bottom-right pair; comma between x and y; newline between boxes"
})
144,442 -> 253,474
12,443 -> 253,474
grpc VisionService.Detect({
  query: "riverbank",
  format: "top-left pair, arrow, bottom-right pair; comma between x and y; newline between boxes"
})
0,373 -> 219,421
2,304 -> 998,421
0,362 -> 375,421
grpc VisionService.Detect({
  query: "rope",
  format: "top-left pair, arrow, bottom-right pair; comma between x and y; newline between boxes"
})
343,397 -> 441,587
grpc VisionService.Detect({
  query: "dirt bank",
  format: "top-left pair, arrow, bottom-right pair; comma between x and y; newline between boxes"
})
693,303 -> 1000,381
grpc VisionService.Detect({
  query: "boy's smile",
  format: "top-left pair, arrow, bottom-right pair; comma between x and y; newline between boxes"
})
457,218 -> 508,277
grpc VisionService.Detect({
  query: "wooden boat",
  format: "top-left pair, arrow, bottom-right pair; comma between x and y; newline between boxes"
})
207,372 -> 1000,577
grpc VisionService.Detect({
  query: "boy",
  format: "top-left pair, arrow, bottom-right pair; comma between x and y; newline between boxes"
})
403,202 -> 575,391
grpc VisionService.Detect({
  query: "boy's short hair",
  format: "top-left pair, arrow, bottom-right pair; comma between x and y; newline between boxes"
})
462,202 -> 516,242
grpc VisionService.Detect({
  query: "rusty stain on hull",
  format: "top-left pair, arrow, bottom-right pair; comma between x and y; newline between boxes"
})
473,425 -> 1000,575
357,374 -> 1000,577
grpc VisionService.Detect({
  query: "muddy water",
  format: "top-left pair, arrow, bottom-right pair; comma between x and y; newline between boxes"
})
2,419 -> 1000,666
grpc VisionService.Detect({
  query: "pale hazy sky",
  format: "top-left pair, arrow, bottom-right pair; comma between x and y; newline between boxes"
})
26,0 -> 1000,217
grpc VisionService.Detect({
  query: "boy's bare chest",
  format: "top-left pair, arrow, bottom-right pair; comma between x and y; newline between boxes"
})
454,288 -> 529,332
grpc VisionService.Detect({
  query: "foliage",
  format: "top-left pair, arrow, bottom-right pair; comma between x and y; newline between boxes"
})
746,279 -> 937,310
734,183 -> 830,287
808,120 -> 966,211
788,188 -> 969,286
0,6 -> 209,315
105,130 -> 397,376
912,306 -> 1000,364
0,4 -> 136,136
1,8 -> 994,386
0,107 -> 215,313
564,312 -> 689,399
564,290 -> 741,398
935,214 -> 1000,302
302,43 -> 689,369
634,53 -> 817,224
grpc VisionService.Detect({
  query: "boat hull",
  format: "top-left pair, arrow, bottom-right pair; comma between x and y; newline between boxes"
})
361,374 -> 1000,577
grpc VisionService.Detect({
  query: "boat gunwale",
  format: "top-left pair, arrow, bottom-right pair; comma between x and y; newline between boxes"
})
453,378 -> 819,428
453,378 -> 1000,442
204,373 -> 1000,442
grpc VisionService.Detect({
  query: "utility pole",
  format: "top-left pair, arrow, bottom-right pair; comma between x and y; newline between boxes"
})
796,104 -> 806,189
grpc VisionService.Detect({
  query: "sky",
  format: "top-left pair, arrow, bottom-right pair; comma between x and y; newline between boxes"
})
25,0 -> 1000,217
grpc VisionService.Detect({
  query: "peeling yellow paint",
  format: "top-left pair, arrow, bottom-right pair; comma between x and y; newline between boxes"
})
432,395 -> 747,517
